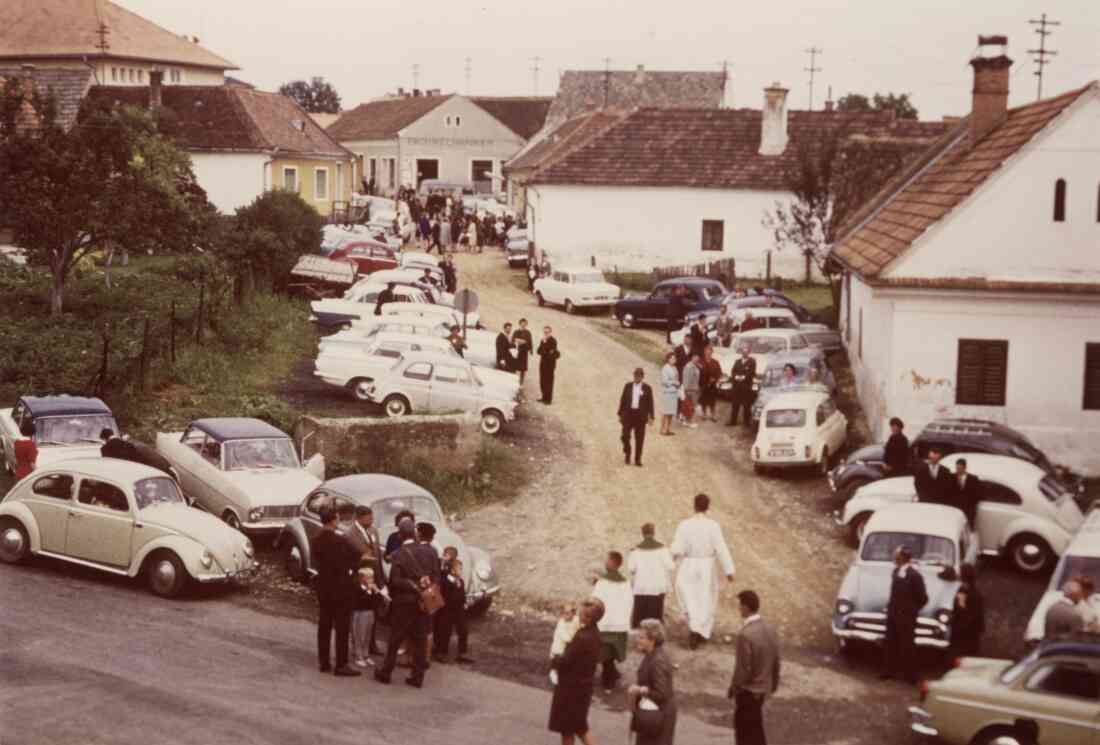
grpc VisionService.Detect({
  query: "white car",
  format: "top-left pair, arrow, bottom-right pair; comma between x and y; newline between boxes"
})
321,317 -> 497,369
838,453 -> 1084,573
156,418 -> 325,534
670,307 -> 801,347
1024,508 -> 1100,642
533,268 -> 622,314
751,390 -> 847,475
310,282 -> 430,328
359,269 -> 454,306
350,302 -> 481,333
732,328 -> 816,383
1,396 -> 117,474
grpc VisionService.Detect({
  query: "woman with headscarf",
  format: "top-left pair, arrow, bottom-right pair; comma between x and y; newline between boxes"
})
629,619 -> 678,745
658,352 -> 680,436
548,597 -> 604,745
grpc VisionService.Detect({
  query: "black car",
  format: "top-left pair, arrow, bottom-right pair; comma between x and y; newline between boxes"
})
613,277 -> 727,329
826,418 -> 1087,504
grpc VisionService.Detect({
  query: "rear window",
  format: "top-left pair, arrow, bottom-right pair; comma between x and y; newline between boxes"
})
765,409 -> 806,428
702,285 -> 724,299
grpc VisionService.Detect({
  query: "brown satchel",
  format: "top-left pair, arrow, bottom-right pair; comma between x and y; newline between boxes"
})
403,547 -> 445,615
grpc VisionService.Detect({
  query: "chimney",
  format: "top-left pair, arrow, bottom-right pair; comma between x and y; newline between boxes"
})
824,99 -> 834,112
758,82 -> 789,156
149,70 -> 163,110
634,64 -> 646,84
396,87 -> 405,97
413,88 -> 421,97
969,35 -> 1012,145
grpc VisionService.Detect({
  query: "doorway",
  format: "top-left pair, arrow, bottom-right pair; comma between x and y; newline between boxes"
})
416,159 -> 439,187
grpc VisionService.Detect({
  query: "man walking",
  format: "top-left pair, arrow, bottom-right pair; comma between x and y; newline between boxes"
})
537,325 -> 559,404
312,508 -> 362,677
376,518 -> 431,688
882,546 -> 928,683
627,523 -> 675,627
618,367 -> 654,466
883,417 -> 910,475
727,345 -> 757,427
728,590 -> 780,745
915,446 -> 953,506
671,493 -> 736,650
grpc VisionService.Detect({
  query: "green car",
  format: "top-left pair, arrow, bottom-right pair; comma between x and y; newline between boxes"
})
909,638 -> 1100,745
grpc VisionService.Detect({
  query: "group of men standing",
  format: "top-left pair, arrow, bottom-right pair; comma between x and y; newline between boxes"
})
496,321 -> 559,404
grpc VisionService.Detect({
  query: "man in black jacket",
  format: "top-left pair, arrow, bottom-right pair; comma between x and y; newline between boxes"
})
882,546 -> 928,683
376,518 -> 431,687
915,446 -> 953,506
496,322 -> 515,371
883,417 -> 910,475
374,282 -> 397,316
951,458 -> 981,527
312,508 -> 363,676
537,326 -> 559,404
727,346 -> 757,427
618,367 -> 654,467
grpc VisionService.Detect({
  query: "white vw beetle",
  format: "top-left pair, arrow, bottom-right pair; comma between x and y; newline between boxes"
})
533,267 -> 621,314
838,453 -> 1084,573
751,390 -> 847,475
0,459 -> 256,597
156,418 -> 325,534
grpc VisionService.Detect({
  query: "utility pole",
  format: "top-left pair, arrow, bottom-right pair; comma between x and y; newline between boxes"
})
1028,13 -> 1060,101
531,56 -> 542,96
804,47 -> 822,110
94,21 -> 110,53
412,63 -> 420,92
718,60 -> 730,107
602,57 -> 612,108
464,57 -> 472,95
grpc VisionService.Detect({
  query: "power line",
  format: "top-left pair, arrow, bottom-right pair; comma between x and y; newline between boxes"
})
1028,13 -> 1060,101
804,47 -> 823,110
531,56 -> 541,96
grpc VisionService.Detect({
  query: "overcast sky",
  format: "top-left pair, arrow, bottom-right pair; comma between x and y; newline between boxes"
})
123,0 -> 1098,119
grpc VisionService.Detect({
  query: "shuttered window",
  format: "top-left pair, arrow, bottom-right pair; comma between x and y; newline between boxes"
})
956,339 -> 1008,406
1084,343 -> 1100,410
701,220 -> 724,252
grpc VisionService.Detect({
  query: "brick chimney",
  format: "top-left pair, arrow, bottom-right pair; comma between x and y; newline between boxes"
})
969,35 -> 1012,145
149,70 -> 163,110
759,82 -> 789,156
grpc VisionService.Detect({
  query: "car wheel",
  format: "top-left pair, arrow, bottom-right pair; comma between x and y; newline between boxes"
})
480,410 -> 504,436
620,313 -> 635,329
971,726 -> 1018,745
284,539 -> 306,583
348,377 -> 374,401
849,512 -> 872,547
535,292 -> 545,307
0,518 -> 30,564
383,395 -> 411,418
223,510 -> 243,532
146,550 -> 187,598
564,300 -> 575,314
1008,534 -> 1054,574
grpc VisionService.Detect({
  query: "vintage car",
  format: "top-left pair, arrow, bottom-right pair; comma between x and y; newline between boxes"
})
309,282 -> 430,328
533,267 -> 622,314
1,395 -> 118,474
0,458 -> 256,597
276,474 -> 499,610
745,349 -> 838,420
613,277 -> 727,329
349,302 -> 482,332
909,638 -> 1100,745
362,351 -> 518,435
751,390 -> 847,475
837,453 -> 1084,572
156,418 -> 325,533
1025,509 -> 1100,643
731,328 -> 816,384
827,418 -> 1087,508
359,269 -> 454,307
670,306 -> 801,347
832,503 -> 975,656
328,239 -> 400,276
320,224 -> 376,255
320,317 -> 498,369
506,238 -> 530,267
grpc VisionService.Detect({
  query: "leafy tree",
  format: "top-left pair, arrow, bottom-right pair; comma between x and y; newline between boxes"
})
278,77 -> 342,114
835,93 -> 871,113
837,91 -> 918,120
0,89 -> 212,315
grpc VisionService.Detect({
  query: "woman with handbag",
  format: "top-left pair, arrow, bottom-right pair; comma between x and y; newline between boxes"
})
548,598 -> 605,745
628,619 -> 677,745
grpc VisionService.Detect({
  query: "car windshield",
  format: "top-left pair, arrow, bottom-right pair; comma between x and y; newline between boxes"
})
740,337 -> 786,354
762,365 -> 808,388
765,409 -> 806,428
223,438 -> 300,470
861,531 -> 957,565
572,273 -> 604,284
701,285 -> 724,299
1039,475 -> 1071,502
35,414 -> 118,445
1054,555 -> 1100,593
373,496 -> 444,532
134,477 -> 185,509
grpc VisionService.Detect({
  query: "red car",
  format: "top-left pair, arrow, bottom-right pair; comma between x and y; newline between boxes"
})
329,240 -> 399,276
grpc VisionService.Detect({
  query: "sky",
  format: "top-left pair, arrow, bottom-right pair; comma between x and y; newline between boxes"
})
121,0 -> 1099,120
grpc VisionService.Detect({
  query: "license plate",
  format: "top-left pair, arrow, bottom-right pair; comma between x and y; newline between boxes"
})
768,448 -> 795,457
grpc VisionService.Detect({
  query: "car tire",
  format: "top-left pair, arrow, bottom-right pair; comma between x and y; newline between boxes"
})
535,292 -> 545,307
283,538 -> 306,583
849,512 -> 872,547
145,550 -> 187,598
564,300 -> 575,314
223,510 -> 243,532
480,410 -> 504,436
1008,534 -> 1054,574
383,395 -> 411,418
620,313 -> 635,329
0,517 -> 30,564
349,378 -> 373,402
971,726 -> 1017,745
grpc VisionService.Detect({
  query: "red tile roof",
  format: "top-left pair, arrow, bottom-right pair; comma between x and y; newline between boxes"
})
470,96 -> 551,140
832,83 -> 1096,279
0,66 -> 94,130
506,110 -> 628,173
862,277 -> 1100,295
547,69 -> 725,127
326,95 -> 453,141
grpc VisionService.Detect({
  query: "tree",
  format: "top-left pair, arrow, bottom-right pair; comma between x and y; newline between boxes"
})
0,89 -> 212,314
278,77 -> 341,114
835,93 -> 871,113
837,91 -> 919,120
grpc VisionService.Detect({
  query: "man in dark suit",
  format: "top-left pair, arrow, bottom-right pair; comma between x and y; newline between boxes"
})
882,545 -> 928,683
728,590 -> 780,745
374,282 -> 397,316
312,508 -> 363,677
883,417 -> 910,475
914,446 -> 953,506
376,518 -> 431,688
537,325 -> 559,404
496,322 -> 515,371
727,345 -> 757,427
951,458 -> 981,527
618,367 -> 655,467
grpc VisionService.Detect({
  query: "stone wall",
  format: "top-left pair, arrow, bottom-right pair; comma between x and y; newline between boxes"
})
294,414 -> 469,470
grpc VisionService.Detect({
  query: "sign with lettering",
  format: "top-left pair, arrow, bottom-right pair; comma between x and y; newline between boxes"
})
403,137 -> 496,148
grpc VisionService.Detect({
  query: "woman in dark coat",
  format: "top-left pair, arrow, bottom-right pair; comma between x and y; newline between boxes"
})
549,598 -> 604,745
512,319 -> 533,385
950,563 -> 985,657
629,619 -> 677,745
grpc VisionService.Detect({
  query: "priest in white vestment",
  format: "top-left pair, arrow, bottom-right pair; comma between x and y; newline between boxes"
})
671,493 -> 735,649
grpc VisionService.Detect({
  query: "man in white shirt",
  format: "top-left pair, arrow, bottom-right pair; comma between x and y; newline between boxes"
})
618,368 -> 655,466
671,493 -> 736,649
592,551 -> 633,692
627,523 -> 675,627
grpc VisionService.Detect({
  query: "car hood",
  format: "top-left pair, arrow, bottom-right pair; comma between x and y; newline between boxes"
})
844,563 -> 958,615
223,469 -> 322,508
140,503 -> 249,566
35,443 -> 103,466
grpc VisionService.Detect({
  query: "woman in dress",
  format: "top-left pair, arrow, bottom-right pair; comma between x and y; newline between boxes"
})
512,318 -> 533,385
698,345 -> 722,422
548,597 -> 605,745
629,619 -> 678,745
659,352 -> 680,436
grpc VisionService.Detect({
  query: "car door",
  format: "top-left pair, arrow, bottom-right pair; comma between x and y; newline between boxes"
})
173,427 -> 223,513
1018,660 -> 1099,744
974,480 -> 1025,553
67,477 -> 134,567
400,361 -> 433,409
25,473 -> 75,553
646,286 -> 672,322
430,364 -> 478,413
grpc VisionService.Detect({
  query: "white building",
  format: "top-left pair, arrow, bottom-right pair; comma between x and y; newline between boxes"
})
832,42 -> 1100,473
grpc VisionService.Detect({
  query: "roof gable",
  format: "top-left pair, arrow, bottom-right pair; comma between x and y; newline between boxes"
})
506,110 -> 628,172
0,66 -> 94,131
469,96 -> 551,140
326,95 -> 453,142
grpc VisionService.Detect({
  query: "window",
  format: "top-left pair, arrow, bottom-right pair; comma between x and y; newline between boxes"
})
1025,663 -> 1100,700
305,490 -> 331,516
387,158 -> 396,188
956,339 -> 1008,406
1053,179 -> 1067,222
111,67 -> 117,82
32,474 -> 74,500
454,116 -> 461,127
404,362 -> 433,381
445,115 -> 453,126
283,167 -> 298,193
1085,343 -> 1100,410
979,481 -> 1022,506
471,159 -> 493,184
335,163 -> 343,201
138,69 -> 144,82
858,309 -> 863,360
77,479 -> 129,512
182,427 -> 207,452
314,168 -> 329,201
434,366 -> 464,384
369,158 -> 377,183
128,68 -> 135,82
701,220 -> 724,252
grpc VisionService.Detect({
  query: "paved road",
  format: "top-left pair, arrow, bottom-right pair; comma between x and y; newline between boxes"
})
0,560 -> 730,745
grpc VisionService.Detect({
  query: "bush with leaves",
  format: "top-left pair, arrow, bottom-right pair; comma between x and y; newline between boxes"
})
220,190 -> 323,298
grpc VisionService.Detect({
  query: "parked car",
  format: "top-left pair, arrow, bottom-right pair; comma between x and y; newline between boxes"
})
909,637 -> 1100,745
736,348 -> 837,414
329,240 -> 400,276
0,458 -> 256,597
751,389 -> 847,475
349,302 -> 482,333
837,453 -> 1085,572
356,269 -> 454,307
731,329 -> 816,384
321,317 -> 497,369
832,503 -> 974,657
156,418 -> 325,534
1024,509 -> 1100,642
361,351 -> 518,435
670,307 -> 800,347
1,395 -> 117,475
310,282 -> 430,328
534,267 -> 622,314
506,238 -> 531,267
827,418 -> 1087,507
276,474 -> 499,610
320,224 -> 376,255
613,277 -> 727,329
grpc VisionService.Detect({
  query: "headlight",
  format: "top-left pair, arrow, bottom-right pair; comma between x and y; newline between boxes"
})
243,540 -> 255,558
835,599 -> 853,615
200,549 -> 214,569
248,507 -> 263,522
935,609 -> 951,625
475,562 -> 492,581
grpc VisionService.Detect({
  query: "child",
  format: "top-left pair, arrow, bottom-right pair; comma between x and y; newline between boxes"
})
351,567 -> 382,667
433,557 -> 472,664
591,551 -> 633,692
548,602 -> 580,686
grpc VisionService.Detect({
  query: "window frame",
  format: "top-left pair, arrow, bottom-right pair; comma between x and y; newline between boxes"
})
955,338 -> 1009,407
76,477 -> 131,513
283,166 -> 299,193
701,220 -> 724,252
1023,661 -> 1100,701
31,474 -> 75,501
1053,178 -> 1067,222
403,362 -> 433,381
314,167 -> 329,202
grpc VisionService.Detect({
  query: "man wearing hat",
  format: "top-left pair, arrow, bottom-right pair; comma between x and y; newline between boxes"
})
376,518 -> 432,688
312,507 -> 363,676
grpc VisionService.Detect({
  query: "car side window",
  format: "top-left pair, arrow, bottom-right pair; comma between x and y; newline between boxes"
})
12,401 -> 26,429
305,490 -> 330,516
1024,663 -> 1100,700
404,362 -> 433,381
182,427 -> 206,452
77,479 -> 129,512
434,365 -> 469,385
979,481 -> 1023,506
791,334 -> 808,350
652,286 -> 671,299
32,474 -> 74,500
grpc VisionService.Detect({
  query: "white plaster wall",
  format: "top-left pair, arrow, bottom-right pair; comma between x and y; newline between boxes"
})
843,273 -> 894,442
188,152 -> 267,214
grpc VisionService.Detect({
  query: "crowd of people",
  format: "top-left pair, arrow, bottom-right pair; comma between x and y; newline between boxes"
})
390,185 -> 520,255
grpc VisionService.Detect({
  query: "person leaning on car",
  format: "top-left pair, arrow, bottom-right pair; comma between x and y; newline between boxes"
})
883,417 -> 910,475
881,545 -> 927,684
312,507 -> 363,677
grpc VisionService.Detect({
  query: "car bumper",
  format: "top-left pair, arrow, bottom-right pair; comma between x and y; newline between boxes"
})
907,707 -> 938,738
831,624 -> 950,649
240,521 -> 288,534
195,563 -> 259,584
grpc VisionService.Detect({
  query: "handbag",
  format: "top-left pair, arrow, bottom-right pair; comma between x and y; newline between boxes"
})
631,697 -> 664,739
405,548 -> 445,615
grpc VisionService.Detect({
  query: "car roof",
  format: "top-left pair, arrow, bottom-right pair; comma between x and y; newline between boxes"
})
554,266 -> 604,274
322,473 -> 436,502
655,277 -> 724,287
31,456 -> 164,482
190,418 -> 290,442
1036,635 -> 1100,661
736,307 -> 795,317
865,503 -> 968,538
762,350 -> 820,368
397,350 -> 469,366
738,328 -> 804,339
373,332 -> 448,348
918,418 -> 1032,445
939,452 -> 1046,483
21,395 -> 112,417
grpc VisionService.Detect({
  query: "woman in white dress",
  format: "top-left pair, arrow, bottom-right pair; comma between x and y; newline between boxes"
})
659,352 -> 680,436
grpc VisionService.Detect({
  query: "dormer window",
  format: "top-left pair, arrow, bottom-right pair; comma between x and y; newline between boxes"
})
1053,178 -> 1066,222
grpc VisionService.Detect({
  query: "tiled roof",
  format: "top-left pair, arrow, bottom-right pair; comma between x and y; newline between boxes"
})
0,66 -> 94,130
86,85 -> 351,158
0,0 -> 237,71
865,277 -> 1100,295
506,110 -> 628,172
326,95 -> 453,141
532,108 -> 948,190
832,83 -> 1096,279
470,96 -> 551,140
547,69 -> 725,127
